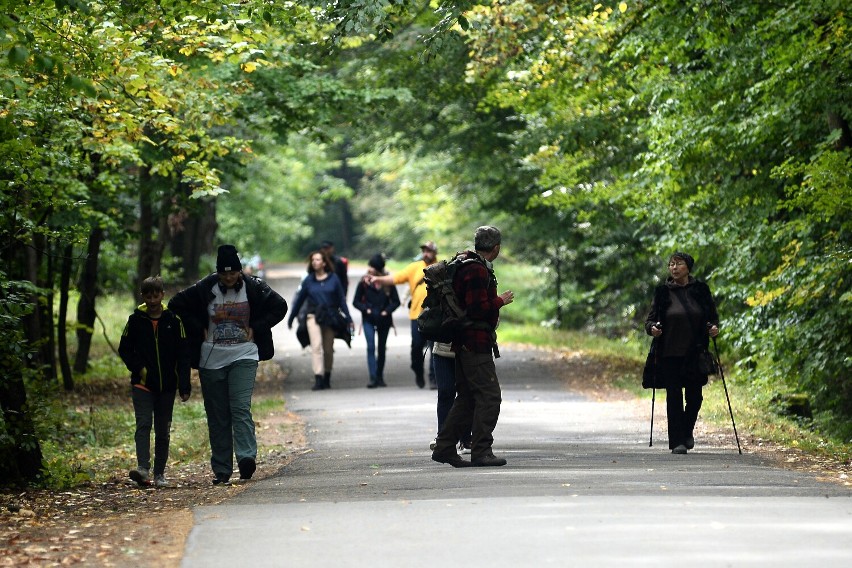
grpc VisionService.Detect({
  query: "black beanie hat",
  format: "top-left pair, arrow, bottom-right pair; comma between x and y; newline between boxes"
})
216,245 -> 242,272
671,251 -> 695,272
368,253 -> 386,271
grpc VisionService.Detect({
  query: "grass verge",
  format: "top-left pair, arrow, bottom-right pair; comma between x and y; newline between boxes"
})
35,360 -> 293,488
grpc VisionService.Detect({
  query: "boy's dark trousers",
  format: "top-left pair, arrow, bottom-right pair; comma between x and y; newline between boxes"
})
132,387 -> 176,475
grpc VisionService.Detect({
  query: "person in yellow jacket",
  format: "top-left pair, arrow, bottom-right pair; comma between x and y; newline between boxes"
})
370,241 -> 439,388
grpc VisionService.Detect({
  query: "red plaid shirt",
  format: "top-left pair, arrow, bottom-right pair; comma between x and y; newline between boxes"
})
451,251 -> 504,354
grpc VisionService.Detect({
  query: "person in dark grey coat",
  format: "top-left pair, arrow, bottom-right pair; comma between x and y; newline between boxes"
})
645,251 -> 719,455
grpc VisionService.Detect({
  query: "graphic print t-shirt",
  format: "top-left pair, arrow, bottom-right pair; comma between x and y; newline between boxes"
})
199,283 -> 259,369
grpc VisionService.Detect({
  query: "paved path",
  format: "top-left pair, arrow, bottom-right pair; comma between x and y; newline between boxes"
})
182,266 -> 852,567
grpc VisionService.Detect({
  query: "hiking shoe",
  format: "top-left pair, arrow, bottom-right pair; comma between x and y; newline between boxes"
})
685,436 -> 695,450
458,441 -> 472,455
212,474 -> 231,485
430,438 -> 437,451
238,457 -> 257,480
432,450 -> 472,468
672,445 -> 688,455
471,453 -> 507,467
153,474 -> 169,488
129,467 -> 150,486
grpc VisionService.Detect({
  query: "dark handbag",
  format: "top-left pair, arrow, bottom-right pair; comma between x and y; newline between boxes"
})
697,348 -> 719,375
642,342 -> 658,389
316,304 -> 348,333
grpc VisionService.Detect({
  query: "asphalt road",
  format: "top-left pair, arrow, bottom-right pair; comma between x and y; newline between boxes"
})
182,265 -> 852,567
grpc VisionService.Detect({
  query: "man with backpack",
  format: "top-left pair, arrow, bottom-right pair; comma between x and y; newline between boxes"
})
431,226 -> 514,468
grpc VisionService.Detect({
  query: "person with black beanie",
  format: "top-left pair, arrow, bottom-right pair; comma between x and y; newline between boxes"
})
169,244 -> 287,484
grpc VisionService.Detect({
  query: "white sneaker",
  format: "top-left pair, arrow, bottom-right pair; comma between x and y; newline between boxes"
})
153,474 -> 169,487
458,441 -> 472,455
429,438 -> 437,451
129,467 -> 150,486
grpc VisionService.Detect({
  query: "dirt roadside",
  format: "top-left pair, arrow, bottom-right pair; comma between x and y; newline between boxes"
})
0,362 -> 308,568
1,348 -> 849,567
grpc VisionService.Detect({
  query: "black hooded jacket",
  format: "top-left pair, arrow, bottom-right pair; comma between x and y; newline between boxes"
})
644,277 -> 719,351
118,306 -> 191,395
168,273 -> 288,369
352,275 -> 401,329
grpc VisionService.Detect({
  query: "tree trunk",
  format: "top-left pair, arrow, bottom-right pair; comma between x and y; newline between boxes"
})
74,228 -> 104,374
137,166 -> 169,283
0,365 -> 44,483
20,235 -> 48,376
58,244 -> 74,391
40,238 -> 56,383
827,111 -> 851,150
327,146 -> 360,252
171,194 -> 216,284
0,260 -> 44,483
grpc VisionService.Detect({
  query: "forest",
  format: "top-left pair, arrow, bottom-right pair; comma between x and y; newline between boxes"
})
1,1 -> 849,484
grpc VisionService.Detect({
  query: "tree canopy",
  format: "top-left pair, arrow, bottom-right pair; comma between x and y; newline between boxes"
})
1,0 -> 850,483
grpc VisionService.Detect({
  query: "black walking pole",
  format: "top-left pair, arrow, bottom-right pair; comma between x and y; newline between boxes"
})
649,380 -> 656,447
648,337 -> 657,447
712,337 -> 742,454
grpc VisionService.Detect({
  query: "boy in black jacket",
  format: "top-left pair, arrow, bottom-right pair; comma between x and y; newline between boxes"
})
119,276 -> 191,487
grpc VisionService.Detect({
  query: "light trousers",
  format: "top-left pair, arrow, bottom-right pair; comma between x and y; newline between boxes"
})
306,314 -> 336,375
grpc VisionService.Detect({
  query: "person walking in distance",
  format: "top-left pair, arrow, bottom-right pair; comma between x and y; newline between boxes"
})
119,276 -> 191,487
169,245 -> 288,484
369,241 -> 439,389
320,240 -> 349,296
353,254 -> 400,388
431,226 -> 514,468
287,250 -> 354,391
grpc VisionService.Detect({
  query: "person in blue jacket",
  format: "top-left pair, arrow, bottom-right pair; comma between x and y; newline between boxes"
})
288,250 -> 353,390
119,276 -> 191,487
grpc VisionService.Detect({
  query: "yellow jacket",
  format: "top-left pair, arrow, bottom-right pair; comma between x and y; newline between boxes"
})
393,260 -> 436,320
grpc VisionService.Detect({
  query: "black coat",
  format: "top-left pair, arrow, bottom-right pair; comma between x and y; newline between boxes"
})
642,278 -> 719,389
168,273 -> 288,369
645,278 -> 719,347
118,307 -> 191,395
352,277 -> 400,330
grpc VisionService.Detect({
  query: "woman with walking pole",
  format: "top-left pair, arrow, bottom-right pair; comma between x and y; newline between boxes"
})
644,252 -> 720,454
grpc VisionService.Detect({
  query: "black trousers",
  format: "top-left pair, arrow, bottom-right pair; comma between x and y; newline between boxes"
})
659,356 -> 704,449
666,385 -> 703,449
132,387 -> 176,475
